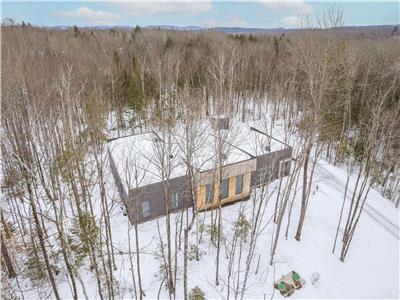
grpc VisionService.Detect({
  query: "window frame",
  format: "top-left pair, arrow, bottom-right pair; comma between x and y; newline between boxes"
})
205,183 -> 213,204
235,174 -> 244,194
170,191 -> 179,209
220,178 -> 229,199
141,200 -> 150,218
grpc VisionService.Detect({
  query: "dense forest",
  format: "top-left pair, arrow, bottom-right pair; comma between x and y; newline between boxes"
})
1,16 -> 399,299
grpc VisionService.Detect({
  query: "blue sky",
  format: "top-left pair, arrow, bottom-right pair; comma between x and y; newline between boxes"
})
1,1 -> 399,28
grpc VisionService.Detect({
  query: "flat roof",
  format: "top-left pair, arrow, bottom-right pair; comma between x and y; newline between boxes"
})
108,119 -> 288,188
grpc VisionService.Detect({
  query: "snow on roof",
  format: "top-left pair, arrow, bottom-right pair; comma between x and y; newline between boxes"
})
108,119 -> 288,188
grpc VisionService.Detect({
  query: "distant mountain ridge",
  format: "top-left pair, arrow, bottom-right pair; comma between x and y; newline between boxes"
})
50,24 -> 399,36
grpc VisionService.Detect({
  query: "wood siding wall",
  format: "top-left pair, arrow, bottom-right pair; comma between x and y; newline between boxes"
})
197,172 -> 252,211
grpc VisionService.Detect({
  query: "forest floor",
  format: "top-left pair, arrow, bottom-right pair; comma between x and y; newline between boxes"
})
98,156 -> 399,299
17,114 -> 399,299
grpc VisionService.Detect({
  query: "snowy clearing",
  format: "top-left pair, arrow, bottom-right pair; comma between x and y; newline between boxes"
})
93,157 -> 399,299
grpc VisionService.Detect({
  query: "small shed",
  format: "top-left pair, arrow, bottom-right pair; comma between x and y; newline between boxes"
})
211,116 -> 230,130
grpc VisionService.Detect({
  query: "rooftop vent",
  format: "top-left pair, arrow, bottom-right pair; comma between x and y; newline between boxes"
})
211,116 -> 230,131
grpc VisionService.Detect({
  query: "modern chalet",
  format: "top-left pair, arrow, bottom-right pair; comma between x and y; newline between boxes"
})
108,118 -> 292,224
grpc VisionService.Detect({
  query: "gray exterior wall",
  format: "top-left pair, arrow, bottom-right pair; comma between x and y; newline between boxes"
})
108,150 -> 131,220
128,175 -> 193,224
251,147 -> 293,187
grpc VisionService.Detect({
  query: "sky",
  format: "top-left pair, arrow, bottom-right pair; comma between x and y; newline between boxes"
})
1,1 -> 399,28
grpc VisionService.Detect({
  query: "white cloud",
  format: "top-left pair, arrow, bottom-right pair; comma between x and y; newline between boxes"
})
110,0 -> 212,16
259,0 -> 313,14
203,16 -> 248,28
280,16 -> 302,28
53,7 -> 122,25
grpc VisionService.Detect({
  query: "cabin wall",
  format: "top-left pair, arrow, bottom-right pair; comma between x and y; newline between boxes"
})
251,147 -> 293,187
196,172 -> 252,210
108,151 -> 132,222
197,158 -> 256,185
128,175 -> 192,224
196,159 -> 256,210
113,146 -> 293,225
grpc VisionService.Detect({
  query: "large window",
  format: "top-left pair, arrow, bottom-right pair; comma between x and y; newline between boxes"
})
235,174 -> 243,194
142,201 -> 150,218
220,178 -> 229,199
205,183 -> 213,203
171,192 -> 179,209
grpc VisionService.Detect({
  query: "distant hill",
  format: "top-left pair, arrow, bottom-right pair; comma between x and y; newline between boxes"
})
50,24 -> 400,38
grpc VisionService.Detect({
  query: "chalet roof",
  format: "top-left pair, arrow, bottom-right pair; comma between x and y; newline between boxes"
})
107,119 -> 289,188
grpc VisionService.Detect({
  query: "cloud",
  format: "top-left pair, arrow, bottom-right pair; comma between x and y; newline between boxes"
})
259,0 -> 313,14
280,16 -> 302,28
110,0 -> 212,16
203,16 -> 248,28
53,7 -> 122,25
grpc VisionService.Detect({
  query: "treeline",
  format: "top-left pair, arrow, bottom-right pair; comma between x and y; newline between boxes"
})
3,22 -> 398,194
1,20 -> 399,299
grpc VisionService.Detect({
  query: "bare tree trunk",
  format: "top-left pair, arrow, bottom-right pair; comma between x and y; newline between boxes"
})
332,164 -> 352,253
127,221 -> 138,300
270,154 -> 303,265
1,232 -> 16,278
134,223 -> 145,299
26,182 -> 61,300
215,206 -> 222,286
295,143 -> 312,241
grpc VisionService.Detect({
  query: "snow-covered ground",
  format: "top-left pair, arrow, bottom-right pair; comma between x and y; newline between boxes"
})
12,111 -> 398,299
96,111 -> 400,299
98,155 -> 399,299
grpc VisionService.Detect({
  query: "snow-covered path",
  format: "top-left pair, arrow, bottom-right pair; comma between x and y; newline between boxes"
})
315,161 -> 400,240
